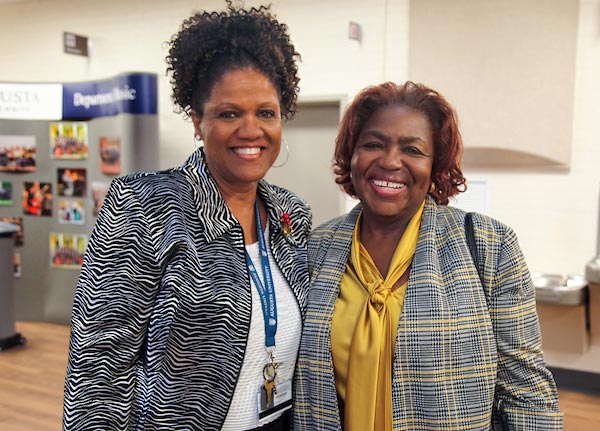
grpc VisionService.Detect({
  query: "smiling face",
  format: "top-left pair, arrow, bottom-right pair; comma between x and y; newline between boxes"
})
351,105 -> 434,227
191,68 -> 282,194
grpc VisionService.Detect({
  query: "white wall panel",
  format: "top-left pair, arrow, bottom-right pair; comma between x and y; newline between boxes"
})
0,0 -> 598,277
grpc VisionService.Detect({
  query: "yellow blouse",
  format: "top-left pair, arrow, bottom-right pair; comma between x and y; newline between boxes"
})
331,201 -> 424,431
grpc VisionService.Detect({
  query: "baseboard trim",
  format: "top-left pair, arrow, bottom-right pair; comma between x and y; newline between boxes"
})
549,366 -> 600,395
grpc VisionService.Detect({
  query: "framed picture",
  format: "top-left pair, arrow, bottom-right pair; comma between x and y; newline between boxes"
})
100,137 -> 121,175
57,168 -> 87,197
22,181 -> 52,216
0,135 -> 36,172
91,181 -> 109,217
0,216 -> 24,246
0,181 -> 13,205
58,199 -> 85,225
49,232 -> 87,268
50,122 -> 88,159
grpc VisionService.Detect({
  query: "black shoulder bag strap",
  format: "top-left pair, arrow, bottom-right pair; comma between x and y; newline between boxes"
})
465,212 -> 483,281
464,212 -> 509,431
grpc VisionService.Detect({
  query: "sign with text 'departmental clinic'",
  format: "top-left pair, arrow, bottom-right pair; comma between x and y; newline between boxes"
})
62,73 -> 158,120
0,73 -> 158,121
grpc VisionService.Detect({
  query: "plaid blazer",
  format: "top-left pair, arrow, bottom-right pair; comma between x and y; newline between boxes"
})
293,196 -> 562,431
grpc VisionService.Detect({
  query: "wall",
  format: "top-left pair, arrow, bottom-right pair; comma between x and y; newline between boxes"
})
0,0 -> 598,278
0,0 -> 408,167
409,0 -> 579,169
462,0 -> 600,276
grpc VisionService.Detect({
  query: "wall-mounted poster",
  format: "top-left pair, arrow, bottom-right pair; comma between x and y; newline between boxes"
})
92,181 -> 110,217
49,232 -> 87,268
0,216 -> 24,246
0,135 -> 37,172
57,168 -> 87,197
100,137 -> 121,175
58,199 -> 84,225
22,181 -> 52,216
50,122 -> 88,159
0,181 -> 13,205
13,252 -> 21,278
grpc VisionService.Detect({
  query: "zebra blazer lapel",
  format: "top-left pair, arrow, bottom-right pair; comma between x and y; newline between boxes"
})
258,180 -> 312,318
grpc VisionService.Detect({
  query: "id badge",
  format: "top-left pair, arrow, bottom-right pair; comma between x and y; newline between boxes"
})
257,379 -> 293,423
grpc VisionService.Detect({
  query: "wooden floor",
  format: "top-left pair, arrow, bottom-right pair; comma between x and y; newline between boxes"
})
1,322 -> 599,430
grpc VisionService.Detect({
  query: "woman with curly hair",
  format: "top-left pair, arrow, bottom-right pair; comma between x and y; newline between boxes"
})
293,81 -> 562,430
63,3 -> 309,430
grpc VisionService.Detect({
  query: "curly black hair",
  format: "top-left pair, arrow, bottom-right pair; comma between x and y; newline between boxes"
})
166,1 -> 300,120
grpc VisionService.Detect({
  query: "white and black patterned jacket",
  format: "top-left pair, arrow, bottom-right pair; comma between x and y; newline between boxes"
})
63,148 -> 312,430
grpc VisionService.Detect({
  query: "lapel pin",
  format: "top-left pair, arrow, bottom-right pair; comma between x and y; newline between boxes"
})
281,213 -> 292,237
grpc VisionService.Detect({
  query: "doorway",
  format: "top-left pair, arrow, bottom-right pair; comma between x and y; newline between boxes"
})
267,101 -> 345,227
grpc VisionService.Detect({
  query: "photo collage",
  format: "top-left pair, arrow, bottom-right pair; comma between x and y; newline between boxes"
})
0,121 -> 119,274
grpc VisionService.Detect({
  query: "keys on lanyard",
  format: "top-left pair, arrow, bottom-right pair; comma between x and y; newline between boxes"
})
262,350 -> 280,407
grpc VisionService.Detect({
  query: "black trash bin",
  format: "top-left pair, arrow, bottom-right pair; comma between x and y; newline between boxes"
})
0,221 -> 25,351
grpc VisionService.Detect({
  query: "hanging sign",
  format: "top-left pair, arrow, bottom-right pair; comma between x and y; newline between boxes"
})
0,83 -> 63,120
0,73 -> 157,120
63,32 -> 89,57
62,73 -> 158,119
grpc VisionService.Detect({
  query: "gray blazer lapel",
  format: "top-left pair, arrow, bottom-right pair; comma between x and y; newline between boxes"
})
401,197 -> 443,327
309,206 -> 360,301
300,208 -> 360,430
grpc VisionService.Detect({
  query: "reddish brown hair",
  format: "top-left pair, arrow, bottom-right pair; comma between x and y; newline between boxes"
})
334,81 -> 466,205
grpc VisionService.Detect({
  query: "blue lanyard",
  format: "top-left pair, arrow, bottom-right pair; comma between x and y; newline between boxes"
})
245,200 -> 277,348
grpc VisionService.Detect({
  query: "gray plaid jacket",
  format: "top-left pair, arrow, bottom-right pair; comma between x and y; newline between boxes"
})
293,196 -> 562,430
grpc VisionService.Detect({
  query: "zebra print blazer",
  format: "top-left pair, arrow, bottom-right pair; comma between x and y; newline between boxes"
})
63,148 -> 311,431
294,196 -> 562,430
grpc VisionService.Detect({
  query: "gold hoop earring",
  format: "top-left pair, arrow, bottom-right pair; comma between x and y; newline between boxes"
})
272,139 -> 289,168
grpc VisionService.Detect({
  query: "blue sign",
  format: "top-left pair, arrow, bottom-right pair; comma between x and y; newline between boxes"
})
62,73 -> 157,119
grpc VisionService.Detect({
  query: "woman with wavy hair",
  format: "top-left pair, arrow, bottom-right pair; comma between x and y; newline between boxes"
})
63,3 -> 310,430
294,81 -> 561,430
